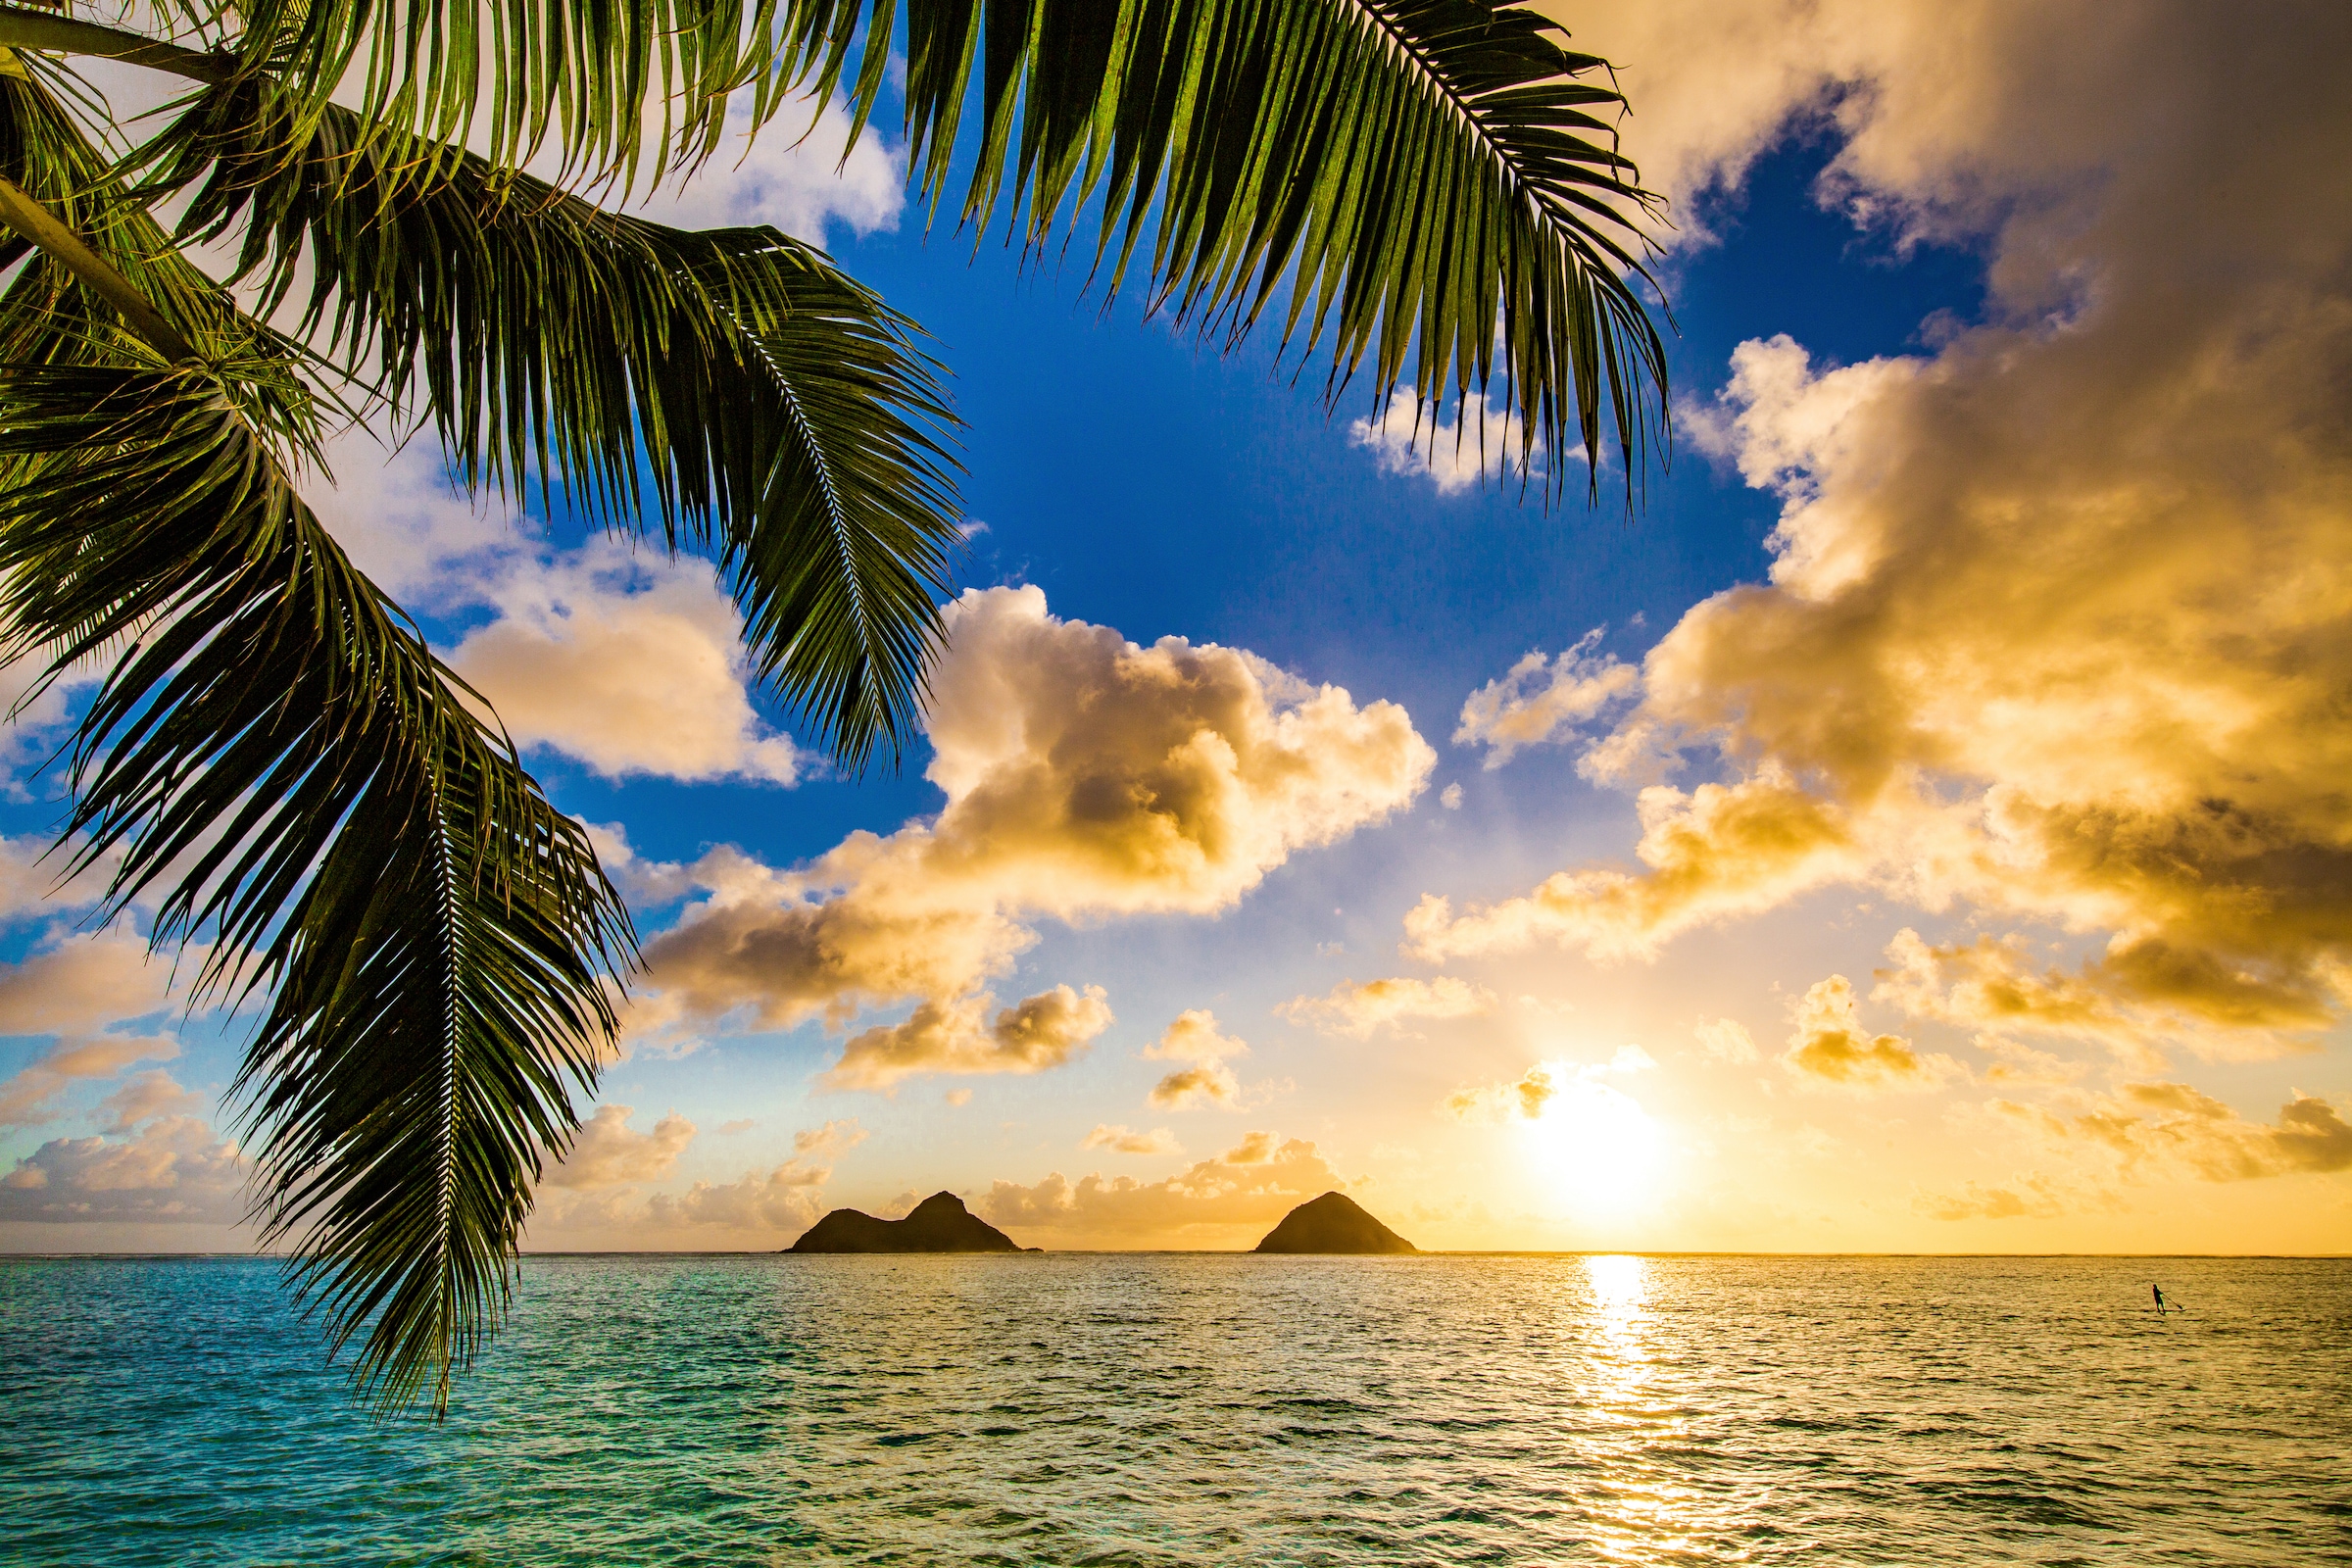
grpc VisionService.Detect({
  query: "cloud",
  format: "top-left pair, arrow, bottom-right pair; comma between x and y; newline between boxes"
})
1402,6 -> 2352,1061
633,586 -> 1432,1078
1148,1060 -> 1242,1111
305,423 -> 531,602
1440,783 -> 1463,810
1405,766 -> 1871,963
541,1118 -> 869,1239
627,95 -> 903,242
96,1071 -> 205,1133
446,544 -> 801,785
1279,976 -> 1495,1038
1442,1048 -> 1658,1124
1455,630 -> 1640,768
975,1131 -> 1351,1246
545,1105 -> 697,1189
0,1116 -> 247,1223
1781,975 -> 1961,1091
1913,1172 -> 2073,1222
1693,1017 -> 1759,1064
1348,386 -> 1534,494
1082,1124 -> 1182,1155
827,984 -> 1113,1090
1996,1085 -> 2352,1184
1144,1009 -> 1248,1062
0,928 -> 197,1130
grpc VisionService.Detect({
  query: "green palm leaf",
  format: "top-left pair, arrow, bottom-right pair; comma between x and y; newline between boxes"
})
782,0 -> 1670,494
0,364 -> 634,1413
151,83 -> 964,766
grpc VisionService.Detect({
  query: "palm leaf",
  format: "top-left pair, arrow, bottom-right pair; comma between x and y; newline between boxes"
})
0,364 -> 634,1414
149,83 -> 965,767
782,0 -> 1671,494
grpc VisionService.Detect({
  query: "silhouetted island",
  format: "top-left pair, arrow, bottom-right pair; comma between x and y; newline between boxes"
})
786,1192 -> 1031,1252
1253,1192 -> 1418,1253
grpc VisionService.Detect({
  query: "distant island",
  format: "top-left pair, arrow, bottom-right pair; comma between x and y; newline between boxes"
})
786,1191 -> 1033,1252
1253,1192 -> 1418,1253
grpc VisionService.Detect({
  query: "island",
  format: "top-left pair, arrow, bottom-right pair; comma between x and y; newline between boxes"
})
1252,1192 -> 1418,1253
786,1191 -> 1030,1252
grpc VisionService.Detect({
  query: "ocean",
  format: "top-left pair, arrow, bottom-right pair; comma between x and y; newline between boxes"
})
3,1253 -> 2345,1565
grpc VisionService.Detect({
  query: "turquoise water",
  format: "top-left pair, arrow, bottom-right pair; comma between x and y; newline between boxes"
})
3,1253 -> 2346,1565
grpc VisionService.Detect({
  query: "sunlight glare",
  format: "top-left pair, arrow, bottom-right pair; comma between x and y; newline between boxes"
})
1520,1072 -> 1665,1214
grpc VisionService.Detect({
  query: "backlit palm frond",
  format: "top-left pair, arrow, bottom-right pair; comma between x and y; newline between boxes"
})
784,0 -> 1671,496
0,364 -> 635,1415
156,83 -> 965,767
217,0 -> 797,194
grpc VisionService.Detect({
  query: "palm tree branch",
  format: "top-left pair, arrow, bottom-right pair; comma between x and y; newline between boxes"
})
0,364 -> 634,1415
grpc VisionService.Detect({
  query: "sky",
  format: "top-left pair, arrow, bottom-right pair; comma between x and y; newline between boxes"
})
4,0 -> 2349,1255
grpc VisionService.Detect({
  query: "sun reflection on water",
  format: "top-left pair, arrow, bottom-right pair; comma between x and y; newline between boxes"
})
1571,1254 -> 1711,1564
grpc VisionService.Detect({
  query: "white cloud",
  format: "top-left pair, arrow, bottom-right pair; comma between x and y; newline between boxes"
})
1693,1017 -> 1759,1064
629,95 -> 903,242
1454,630 -> 1640,768
1348,386 -> 1533,495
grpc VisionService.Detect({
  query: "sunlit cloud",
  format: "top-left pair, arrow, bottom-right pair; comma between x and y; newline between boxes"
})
1279,976 -> 1494,1039
1455,629 -> 1640,769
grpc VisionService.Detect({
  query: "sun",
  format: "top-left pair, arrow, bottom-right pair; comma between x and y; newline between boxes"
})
1518,1071 -> 1665,1214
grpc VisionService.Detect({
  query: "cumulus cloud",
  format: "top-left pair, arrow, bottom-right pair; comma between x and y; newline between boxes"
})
0,1115 -> 247,1223
633,586 -> 1432,1079
545,1105 -> 697,1189
1348,386 -> 1533,495
1147,1060 -> 1242,1111
828,984 -> 1113,1090
1404,1 -> 2352,1063
306,423 -> 530,602
1145,1009 -> 1249,1062
1781,975 -> 1961,1091
1279,976 -> 1495,1038
975,1131 -> 1351,1246
627,95 -> 902,242
1995,1085 -> 2352,1184
1082,1124 -> 1182,1155
1405,766 -> 1871,963
1444,1063 -> 1561,1122
1455,630 -> 1640,768
447,545 -> 801,785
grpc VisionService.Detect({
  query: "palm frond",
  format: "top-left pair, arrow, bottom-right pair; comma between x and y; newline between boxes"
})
152,83 -> 965,767
784,0 -> 1671,495
211,0 -> 796,195
0,364 -> 634,1415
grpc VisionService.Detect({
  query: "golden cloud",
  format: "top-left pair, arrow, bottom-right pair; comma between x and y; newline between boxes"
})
1996,1085 -> 2352,1183
1415,1 -> 2352,1064
1081,1124 -> 1182,1155
974,1131 -> 1351,1246
827,984 -> 1113,1090
450,544 -> 802,785
1782,976 -> 1961,1092
632,586 -> 1431,1082
1279,976 -> 1495,1038
545,1104 -> 697,1189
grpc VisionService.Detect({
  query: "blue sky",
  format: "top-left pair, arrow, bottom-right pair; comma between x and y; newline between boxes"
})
4,0 -> 2348,1255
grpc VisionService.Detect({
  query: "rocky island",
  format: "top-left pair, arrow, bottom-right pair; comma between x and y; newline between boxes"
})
1253,1192 -> 1418,1253
786,1191 -> 1031,1252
